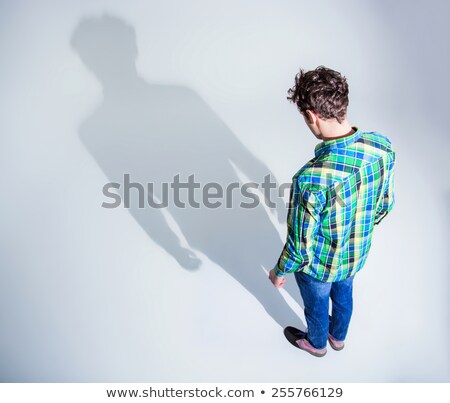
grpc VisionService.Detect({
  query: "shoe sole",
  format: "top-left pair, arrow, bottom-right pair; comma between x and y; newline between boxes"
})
296,341 -> 327,357
328,337 -> 345,351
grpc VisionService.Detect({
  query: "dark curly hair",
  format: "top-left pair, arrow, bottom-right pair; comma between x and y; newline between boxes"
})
287,65 -> 349,124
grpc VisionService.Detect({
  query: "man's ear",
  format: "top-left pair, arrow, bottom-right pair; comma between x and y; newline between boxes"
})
305,109 -> 315,124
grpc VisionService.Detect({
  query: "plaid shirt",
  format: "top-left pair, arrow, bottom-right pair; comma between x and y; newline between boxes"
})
274,126 -> 396,282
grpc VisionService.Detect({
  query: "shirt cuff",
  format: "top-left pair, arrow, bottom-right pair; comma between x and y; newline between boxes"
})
274,264 -> 286,277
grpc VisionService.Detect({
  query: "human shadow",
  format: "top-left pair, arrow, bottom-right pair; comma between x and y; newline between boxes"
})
70,13 -> 305,329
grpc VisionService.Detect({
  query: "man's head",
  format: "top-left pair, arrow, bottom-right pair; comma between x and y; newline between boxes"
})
287,66 -> 350,139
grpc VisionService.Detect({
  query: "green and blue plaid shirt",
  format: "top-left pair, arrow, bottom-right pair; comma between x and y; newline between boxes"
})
274,126 -> 396,282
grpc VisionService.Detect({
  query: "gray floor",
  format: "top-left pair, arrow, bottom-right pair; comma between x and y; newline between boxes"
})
1,0 -> 449,382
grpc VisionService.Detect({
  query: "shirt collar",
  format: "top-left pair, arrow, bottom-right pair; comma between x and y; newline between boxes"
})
314,126 -> 362,157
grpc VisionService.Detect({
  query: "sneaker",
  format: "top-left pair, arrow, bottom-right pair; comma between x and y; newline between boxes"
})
296,337 -> 327,357
328,333 -> 345,351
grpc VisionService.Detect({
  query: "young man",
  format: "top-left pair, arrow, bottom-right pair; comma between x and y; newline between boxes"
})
268,66 -> 396,357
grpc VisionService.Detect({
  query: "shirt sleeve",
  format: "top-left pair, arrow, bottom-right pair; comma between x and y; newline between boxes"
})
274,179 -> 325,277
374,152 -> 396,225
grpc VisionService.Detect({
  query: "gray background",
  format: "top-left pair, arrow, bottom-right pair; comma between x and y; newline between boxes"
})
1,0 -> 449,382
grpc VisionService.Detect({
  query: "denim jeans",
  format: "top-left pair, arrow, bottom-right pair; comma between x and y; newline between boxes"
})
294,270 -> 355,349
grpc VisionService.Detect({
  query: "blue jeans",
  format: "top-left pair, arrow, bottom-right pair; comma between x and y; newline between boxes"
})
294,270 -> 354,349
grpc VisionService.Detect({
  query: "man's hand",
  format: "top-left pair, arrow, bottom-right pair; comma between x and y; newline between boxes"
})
269,268 -> 286,288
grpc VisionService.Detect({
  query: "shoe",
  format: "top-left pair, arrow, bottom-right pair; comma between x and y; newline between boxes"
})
283,326 -> 327,357
328,333 -> 345,351
296,337 -> 327,357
